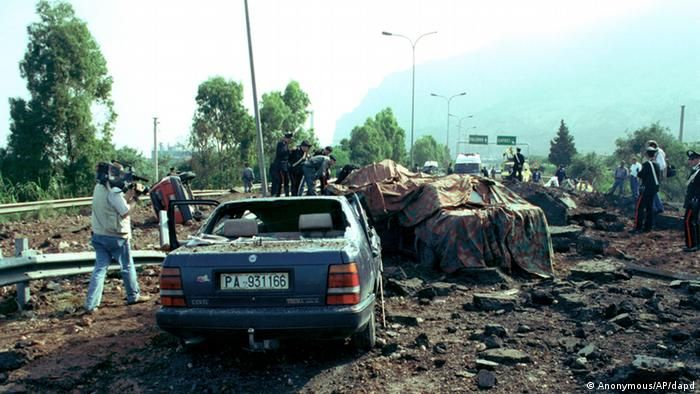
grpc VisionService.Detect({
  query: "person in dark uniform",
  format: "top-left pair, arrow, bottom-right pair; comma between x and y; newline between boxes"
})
335,164 -> 359,184
513,147 -> 525,181
631,146 -> 661,233
683,150 -> 700,251
271,133 -> 293,197
289,140 -> 311,196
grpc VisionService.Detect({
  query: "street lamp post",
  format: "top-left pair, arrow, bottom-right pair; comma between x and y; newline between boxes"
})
456,115 -> 474,154
382,30 -> 437,169
457,115 -> 474,133
430,92 -> 466,158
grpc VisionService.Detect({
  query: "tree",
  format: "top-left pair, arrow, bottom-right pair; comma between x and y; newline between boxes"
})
374,108 -> 407,163
3,1 -> 115,197
568,152 -> 607,187
259,81 -> 316,161
346,108 -> 407,166
189,76 -> 254,188
548,120 -> 577,167
413,135 -> 448,168
281,81 -> 311,132
348,122 -> 385,165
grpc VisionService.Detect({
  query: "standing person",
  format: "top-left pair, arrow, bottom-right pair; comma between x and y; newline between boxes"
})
631,147 -> 661,233
648,140 -> 666,213
447,162 -> 454,175
481,167 -> 489,177
84,163 -> 150,314
241,162 -> 254,193
555,165 -> 567,186
608,161 -> 629,196
683,150 -> 700,252
532,168 -> 542,184
271,133 -> 293,197
289,140 -> 311,196
513,147 -> 525,181
302,155 -> 336,196
629,156 -> 642,199
313,146 -> 333,192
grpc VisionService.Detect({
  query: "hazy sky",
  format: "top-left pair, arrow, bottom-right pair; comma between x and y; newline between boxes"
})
0,0 -> 658,155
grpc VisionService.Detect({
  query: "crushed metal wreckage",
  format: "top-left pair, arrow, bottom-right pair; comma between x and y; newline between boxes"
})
327,160 -> 554,277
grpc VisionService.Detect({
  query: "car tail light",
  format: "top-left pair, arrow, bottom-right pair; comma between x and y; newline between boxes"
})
327,263 -> 360,305
160,267 -> 185,307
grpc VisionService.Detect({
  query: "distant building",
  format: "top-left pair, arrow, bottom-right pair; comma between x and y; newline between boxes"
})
153,143 -> 191,162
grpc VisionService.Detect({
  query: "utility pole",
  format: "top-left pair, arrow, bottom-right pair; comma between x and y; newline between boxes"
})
153,117 -> 159,182
679,105 -> 685,142
244,0 -> 268,196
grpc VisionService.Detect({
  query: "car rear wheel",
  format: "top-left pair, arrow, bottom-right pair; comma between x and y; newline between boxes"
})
352,309 -> 376,351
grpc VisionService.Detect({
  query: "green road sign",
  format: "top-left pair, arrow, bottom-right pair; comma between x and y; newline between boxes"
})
497,136 -> 517,145
469,134 -> 488,145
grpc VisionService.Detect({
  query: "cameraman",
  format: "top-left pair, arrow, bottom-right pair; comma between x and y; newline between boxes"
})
84,162 -> 150,313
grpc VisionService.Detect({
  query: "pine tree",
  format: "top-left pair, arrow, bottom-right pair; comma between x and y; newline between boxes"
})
548,119 -> 578,167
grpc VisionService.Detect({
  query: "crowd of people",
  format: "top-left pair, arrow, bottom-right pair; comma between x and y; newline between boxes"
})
602,139 -> 699,252
245,133 -> 337,197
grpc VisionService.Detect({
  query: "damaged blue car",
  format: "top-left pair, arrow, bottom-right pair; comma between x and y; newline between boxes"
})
155,195 -> 383,351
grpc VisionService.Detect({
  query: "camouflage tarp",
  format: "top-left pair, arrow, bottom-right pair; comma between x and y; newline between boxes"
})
327,160 -> 554,277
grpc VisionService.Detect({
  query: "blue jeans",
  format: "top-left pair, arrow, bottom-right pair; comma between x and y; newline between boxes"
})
303,166 -> 318,196
653,194 -> 664,213
630,177 -> 639,199
85,234 -> 140,310
609,178 -> 626,195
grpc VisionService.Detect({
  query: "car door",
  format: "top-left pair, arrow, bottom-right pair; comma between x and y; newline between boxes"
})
347,194 -> 382,293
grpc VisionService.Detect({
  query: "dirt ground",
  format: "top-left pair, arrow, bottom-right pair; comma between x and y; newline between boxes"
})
0,190 -> 698,393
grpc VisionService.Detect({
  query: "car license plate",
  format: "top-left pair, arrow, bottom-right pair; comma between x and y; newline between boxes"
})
220,272 -> 289,290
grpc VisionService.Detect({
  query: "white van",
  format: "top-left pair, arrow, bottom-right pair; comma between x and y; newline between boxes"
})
454,153 -> 482,175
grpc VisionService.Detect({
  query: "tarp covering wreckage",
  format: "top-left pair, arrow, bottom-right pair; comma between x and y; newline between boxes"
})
327,160 -> 554,277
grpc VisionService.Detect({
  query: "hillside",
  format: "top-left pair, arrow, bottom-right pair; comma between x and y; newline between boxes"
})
333,3 -> 700,156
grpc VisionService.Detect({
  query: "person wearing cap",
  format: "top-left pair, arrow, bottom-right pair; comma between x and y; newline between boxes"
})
271,132 -> 293,197
302,154 -> 336,196
683,150 -> 700,251
289,140 -> 311,196
631,146 -> 661,234
629,156 -> 642,199
607,161 -> 629,196
647,140 -> 666,213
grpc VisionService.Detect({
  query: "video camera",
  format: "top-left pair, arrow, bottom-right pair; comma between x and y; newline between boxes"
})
96,161 -> 150,196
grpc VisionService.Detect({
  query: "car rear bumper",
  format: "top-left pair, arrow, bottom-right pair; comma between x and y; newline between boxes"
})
156,295 -> 375,340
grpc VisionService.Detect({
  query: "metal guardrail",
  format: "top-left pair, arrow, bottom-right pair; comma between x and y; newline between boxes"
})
0,239 -> 166,309
0,250 -> 167,287
0,189 -> 230,215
